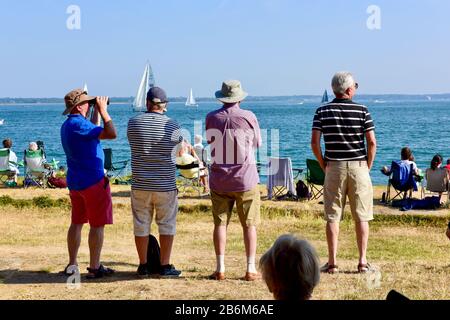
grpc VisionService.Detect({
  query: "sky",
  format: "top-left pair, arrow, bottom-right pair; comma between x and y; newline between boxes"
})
0,0 -> 449,98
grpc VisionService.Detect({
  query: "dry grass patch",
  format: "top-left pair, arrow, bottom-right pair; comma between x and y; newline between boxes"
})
0,186 -> 449,300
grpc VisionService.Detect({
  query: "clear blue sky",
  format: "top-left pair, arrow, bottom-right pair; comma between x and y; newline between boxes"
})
0,0 -> 449,97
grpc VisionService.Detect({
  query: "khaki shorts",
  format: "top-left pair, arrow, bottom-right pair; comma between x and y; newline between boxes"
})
324,161 -> 374,223
131,189 -> 178,236
211,186 -> 261,227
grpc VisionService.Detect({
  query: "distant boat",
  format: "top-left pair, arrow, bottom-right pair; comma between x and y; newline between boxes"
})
426,96 -> 432,101
185,89 -> 198,107
297,101 -> 304,105
132,62 -> 155,112
374,100 -> 386,104
0,119 -> 4,125
321,90 -> 329,103
83,83 -> 88,93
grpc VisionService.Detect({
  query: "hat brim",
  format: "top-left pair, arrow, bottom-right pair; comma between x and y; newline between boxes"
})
215,90 -> 248,104
62,95 -> 97,115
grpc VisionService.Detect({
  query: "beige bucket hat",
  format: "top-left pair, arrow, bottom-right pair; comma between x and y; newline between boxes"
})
63,88 -> 96,115
215,80 -> 248,104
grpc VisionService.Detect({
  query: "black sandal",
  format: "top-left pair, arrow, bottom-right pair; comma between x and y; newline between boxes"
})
86,265 -> 115,279
61,264 -> 79,276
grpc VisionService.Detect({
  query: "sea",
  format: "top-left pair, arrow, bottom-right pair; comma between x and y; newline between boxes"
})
1,96 -> 449,185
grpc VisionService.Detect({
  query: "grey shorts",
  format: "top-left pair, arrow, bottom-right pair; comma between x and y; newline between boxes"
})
131,190 -> 178,236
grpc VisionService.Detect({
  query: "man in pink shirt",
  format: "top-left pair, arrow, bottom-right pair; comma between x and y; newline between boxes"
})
206,80 -> 262,281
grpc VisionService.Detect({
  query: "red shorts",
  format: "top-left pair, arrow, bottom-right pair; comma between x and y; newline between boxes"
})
70,177 -> 113,227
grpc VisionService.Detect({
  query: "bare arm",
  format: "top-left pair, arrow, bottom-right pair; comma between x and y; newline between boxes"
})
311,130 -> 326,171
96,97 -> 117,140
365,130 -> 377,170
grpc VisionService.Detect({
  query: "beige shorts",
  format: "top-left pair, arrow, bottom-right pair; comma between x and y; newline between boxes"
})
324,161 -> 374,223
211,186 -> 261,227
131,190 -> 178,236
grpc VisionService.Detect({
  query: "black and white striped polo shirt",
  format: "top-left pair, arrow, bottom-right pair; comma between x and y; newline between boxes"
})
312,99 -> 375,161
127,112 -> 182,192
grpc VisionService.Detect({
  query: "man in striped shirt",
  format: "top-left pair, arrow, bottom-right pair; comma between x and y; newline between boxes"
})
127,87 -> 183,277
311,72 -> 377,274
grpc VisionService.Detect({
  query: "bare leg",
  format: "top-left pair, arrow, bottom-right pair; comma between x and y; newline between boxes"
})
135,236 -> 149,264
88,227 -> 104,270
67,224 -> 83,266
355,221 -> 369,265
243,226 -> 257,259
160,235 -> 174,266
213,225 -> 227,256
326,222 -> 340,266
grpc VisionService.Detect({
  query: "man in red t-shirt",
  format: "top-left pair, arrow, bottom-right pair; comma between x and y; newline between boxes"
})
444,159 -> 450,171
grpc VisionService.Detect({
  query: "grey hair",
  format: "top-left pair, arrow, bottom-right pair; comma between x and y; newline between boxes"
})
259,234 -> 320,301
331,71 -> 356,95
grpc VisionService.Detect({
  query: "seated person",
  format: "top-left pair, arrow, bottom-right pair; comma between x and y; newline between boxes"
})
176,140 -> 209,193
445,159 -> 450,171
193,134 -> 210,166
425,154 -> 449,202
26,141 -> 48,175
382,147 -> 420,176
259,234 -> 320,301
48,166 -> 67,188
2,138 -> 19,184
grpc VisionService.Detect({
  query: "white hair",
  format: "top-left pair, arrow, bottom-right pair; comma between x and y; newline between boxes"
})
194,135 -> 203,145
331,71 -> 356,96
28,142 -> 38,151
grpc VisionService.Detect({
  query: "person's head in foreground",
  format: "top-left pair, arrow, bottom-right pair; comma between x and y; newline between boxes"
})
430,154 -> 443,170
260,234 -> 320,301
215,80 -> 248,106
2,138 -> 12,149
401,147 -> 413,161
146,87 -> 169,113
331,71 -> 359,100
28,142 -> 38,151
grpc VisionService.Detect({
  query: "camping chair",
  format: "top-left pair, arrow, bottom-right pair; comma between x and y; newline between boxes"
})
103,148 -> 131,184
176,162 -> 208,197
384,161 -> 418,203
0,149 -> 17,184
24,149 -> 50,188
422,168 -> 450,202
306,159 -> 325,200
267,157 -> 297,200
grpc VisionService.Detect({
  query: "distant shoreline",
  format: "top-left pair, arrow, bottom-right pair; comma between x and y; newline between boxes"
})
1,93 -> 450,105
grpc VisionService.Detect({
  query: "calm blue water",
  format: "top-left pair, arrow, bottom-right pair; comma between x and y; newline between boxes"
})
1,98 -> 449,185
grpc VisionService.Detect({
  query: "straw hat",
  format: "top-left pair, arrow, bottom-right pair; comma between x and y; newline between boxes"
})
215,80 -> 248,104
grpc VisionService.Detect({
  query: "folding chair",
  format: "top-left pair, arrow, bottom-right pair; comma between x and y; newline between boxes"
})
176,162 -> 207,197
0,148 -> 17,184
103,148 -> 131,184
384,161 -> 418,203
266,157 -> 297,200
422,168 -> 449,202
306,159 -> 325,201
24,149 -> 50,188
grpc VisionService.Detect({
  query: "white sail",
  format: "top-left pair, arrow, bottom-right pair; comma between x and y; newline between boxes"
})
83,83 -> 88,93
132,63 -> 153,112
185,88 -> 198,107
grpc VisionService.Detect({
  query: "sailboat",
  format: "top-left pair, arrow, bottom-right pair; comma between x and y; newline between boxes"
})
185,88 -> 198,107
321,90 -> 329,103
132,62 -> 155,112
0,119 -> 4,125
83,83 -> 88,93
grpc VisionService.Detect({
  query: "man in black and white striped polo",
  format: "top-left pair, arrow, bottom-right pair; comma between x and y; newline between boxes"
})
127,87 -> 183,277
311,72 -> 377,274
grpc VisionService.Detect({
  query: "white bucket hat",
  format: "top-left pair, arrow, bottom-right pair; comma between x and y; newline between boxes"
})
215,80 -> 248,104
